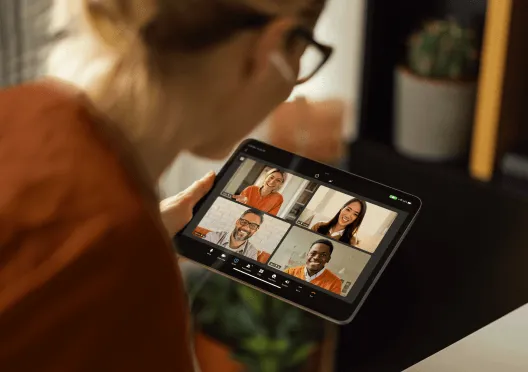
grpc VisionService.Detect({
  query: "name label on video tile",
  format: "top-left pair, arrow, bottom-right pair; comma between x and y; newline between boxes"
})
296,221 -> 310,228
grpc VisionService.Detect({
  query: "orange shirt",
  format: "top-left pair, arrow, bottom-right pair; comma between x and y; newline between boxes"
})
240,185 -> 283,215
0,81 -> 194,371
257,251 -> 271,264
284,266 -> 342,295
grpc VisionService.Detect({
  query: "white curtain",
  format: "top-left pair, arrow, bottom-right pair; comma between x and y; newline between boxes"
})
0,0 -> 52,87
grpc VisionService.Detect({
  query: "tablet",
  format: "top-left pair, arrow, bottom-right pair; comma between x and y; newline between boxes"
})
174,139 -> 421,324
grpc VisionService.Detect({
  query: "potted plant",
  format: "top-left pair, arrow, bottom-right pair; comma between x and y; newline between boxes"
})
185,267 -> 325,372
394,18 -> 480,161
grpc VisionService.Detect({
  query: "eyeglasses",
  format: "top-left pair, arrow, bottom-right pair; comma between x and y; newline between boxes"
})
141,5 -> 333,86
238,218 -> 260,231
201,7 -> 333,86
286,28 -> 333,85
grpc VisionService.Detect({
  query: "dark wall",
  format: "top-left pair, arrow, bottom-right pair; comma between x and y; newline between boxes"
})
357,0 -> 488,144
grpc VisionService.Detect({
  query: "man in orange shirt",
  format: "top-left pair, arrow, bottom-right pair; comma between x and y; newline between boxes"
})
284,239 -> 342,295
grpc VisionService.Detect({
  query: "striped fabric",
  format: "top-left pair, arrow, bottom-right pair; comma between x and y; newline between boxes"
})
0,0 -> 52,87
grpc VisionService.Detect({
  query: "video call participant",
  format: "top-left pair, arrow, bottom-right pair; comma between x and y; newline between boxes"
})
311,198 -> 367,246
284,239 -> 342,295
203,208 -> 264,260
233,168 -> 285,215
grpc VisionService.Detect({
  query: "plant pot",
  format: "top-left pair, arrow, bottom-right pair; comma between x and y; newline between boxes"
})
393,66 -> 477,161
194,332 -> 244,372
194,331 -> 325,372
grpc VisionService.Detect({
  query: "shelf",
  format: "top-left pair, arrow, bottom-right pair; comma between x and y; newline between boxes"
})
344,139 -> 528,204
469,0 -> 514,181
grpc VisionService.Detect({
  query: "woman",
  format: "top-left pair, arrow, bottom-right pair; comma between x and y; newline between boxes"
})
0,0 -> 330,371
311,198 -> 367,246
234,168 -> 285,215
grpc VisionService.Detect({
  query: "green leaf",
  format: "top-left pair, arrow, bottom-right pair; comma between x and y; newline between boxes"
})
407,18 -> 479,79
262,357 -> 280,372
269,339 -> 289,354
242,335 -> 270,355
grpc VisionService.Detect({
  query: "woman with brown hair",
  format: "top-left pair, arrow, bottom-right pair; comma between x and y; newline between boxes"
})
311,198 -> 367,246
0,0 -> 331,371
233,168 -> 286,215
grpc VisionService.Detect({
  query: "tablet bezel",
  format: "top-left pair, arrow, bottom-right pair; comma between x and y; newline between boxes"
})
174,139 -> 421,324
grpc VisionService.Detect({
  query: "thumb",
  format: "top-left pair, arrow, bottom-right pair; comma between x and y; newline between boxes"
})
184,171 -> 216,205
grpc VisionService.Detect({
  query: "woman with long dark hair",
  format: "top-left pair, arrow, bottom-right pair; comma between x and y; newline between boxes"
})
311,198 -> 367,246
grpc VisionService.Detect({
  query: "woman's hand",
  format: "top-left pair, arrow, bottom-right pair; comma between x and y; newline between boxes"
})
233,195 -> 248,204
160,171 -> 215,236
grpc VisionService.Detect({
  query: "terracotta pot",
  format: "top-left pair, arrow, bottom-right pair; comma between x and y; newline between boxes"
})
194,333 -> 244,372
269,97 -> 346,164
301,345 -> 323,372
195,332 -> 324,372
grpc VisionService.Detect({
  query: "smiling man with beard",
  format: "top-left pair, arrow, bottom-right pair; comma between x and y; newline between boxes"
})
203,208 -> 264,260
285,239 -> 342,295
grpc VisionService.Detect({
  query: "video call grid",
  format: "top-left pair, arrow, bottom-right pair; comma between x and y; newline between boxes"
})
190,157 -> 403,298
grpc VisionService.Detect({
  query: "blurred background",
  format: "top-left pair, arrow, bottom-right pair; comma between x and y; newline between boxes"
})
3,0 -> 528,371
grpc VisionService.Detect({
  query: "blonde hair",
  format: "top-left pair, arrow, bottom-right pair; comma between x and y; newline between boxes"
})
46,0 -> 325,139
265,168 -> 286,182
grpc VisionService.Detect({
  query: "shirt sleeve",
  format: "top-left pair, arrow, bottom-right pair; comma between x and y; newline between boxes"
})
268,196 -> 283,216
240,187 -> 250,198
0,213 -> 194,371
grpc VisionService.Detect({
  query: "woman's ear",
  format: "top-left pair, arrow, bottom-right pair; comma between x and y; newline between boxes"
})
83,0 -> 157,50
251,18 -> 296,82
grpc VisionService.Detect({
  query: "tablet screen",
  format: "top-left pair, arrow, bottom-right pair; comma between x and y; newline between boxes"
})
175,139 -> 420,323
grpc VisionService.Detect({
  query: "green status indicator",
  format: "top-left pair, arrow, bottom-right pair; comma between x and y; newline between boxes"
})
389,195 -> 398,200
